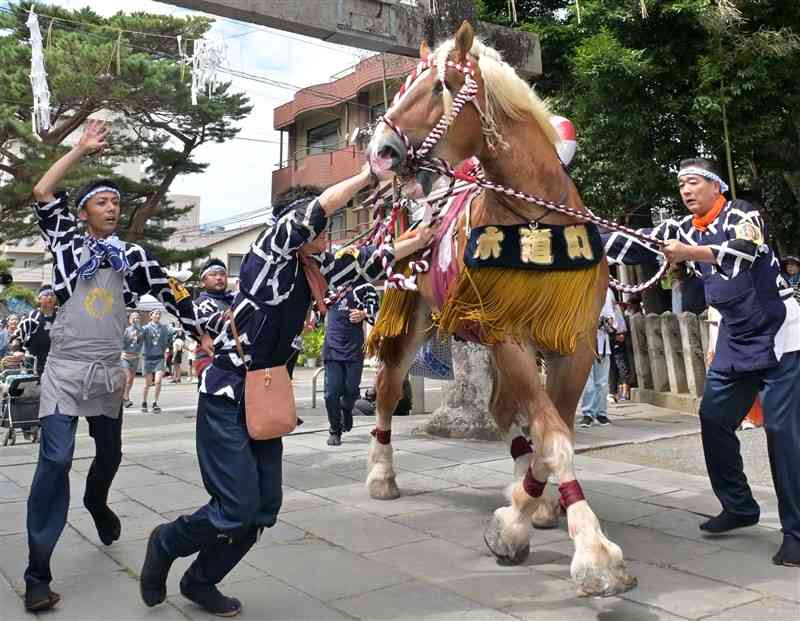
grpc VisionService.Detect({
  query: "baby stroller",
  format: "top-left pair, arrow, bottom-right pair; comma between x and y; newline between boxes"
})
1,362 -> 41,446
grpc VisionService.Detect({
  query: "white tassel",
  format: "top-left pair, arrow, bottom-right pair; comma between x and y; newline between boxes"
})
191,38 -> 227,106
26,7 -> 51,132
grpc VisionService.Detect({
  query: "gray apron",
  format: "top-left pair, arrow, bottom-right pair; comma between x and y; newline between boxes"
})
39,253 -> 127,418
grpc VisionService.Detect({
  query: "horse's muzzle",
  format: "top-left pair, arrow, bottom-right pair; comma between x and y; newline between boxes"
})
368,130 -> 406,179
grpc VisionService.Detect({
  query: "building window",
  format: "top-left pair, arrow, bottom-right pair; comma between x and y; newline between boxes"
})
329,210 -> 346,243
307,120 -> 340,155
228,254 -> 244,277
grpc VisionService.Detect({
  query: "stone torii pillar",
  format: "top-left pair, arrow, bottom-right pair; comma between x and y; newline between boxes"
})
160,0 -> 542,77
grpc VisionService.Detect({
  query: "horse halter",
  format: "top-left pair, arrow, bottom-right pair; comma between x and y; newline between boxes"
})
378,54 -> 479,171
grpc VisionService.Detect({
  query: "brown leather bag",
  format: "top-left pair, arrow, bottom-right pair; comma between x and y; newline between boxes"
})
228,311 -> 297,440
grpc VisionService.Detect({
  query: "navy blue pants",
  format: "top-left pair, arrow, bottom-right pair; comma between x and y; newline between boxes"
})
324,359 -> 363,435
700,350 -> 800,542
25,411 -> 122,589
157,393 -> 282,587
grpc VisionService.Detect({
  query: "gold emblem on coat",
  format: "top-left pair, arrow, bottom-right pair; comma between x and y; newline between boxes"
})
564,225 -> 594,260
734,221 -> 763,245
335,246 -> 359,260
84,287 -> 114,319
474,227 -> 504,260
168,277 -> 190,303
520,228 -> 554,265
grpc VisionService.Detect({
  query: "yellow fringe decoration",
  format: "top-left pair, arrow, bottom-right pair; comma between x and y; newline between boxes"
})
365,261 -> 418,367
437,265 -> 599,355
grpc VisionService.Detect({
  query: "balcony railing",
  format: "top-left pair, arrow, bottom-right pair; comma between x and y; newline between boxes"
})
272,145 -> 367,200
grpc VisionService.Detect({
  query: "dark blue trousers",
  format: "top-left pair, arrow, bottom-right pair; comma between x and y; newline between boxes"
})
324,359 -> 363,435
25,411 -> 122,589
157,393 -> 282,587
700,350 -> 800,542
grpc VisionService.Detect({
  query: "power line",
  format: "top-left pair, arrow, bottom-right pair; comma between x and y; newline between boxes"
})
0,5 -> 387,114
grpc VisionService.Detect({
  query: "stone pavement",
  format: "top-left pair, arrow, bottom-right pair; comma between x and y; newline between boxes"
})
0,402 -> 798,621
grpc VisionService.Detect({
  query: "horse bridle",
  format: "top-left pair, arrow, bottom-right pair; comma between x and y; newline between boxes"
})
374,52 -> 668,294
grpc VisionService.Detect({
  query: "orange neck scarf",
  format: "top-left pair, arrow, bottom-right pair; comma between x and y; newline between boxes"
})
692,195 -> 726,232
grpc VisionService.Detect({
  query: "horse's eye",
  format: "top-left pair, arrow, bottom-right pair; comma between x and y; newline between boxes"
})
433,80 -> 444,95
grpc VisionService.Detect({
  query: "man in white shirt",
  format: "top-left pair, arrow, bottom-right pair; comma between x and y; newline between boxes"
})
579,288 -> 616,427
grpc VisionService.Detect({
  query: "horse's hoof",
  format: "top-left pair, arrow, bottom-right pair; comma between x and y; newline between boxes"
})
574,562 -> 637,598
484,514 -> 530,565
368,476 -> 401,500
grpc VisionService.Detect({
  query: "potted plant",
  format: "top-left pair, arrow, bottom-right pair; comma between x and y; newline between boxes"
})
303,326 -> 324,368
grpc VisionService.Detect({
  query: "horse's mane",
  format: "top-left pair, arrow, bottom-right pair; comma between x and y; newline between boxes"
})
433,37 -> 558,147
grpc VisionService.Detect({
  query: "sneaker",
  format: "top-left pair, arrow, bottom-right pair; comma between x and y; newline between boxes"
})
141,402 -> 148,413
327,433 -> 342,446
140,525 -> 175,607
579,415 -> 593,428
596,415 -> 611,426
124,399 -> 134,408
152,403 -> 162,413
24,584 -> 61,612
179,575 -> 242,617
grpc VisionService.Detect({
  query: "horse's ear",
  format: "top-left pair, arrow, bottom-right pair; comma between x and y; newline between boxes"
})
454,21 -> 474,63
419,40 -> 431,60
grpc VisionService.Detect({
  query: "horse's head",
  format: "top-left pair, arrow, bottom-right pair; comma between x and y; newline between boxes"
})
368,21 -> 485,181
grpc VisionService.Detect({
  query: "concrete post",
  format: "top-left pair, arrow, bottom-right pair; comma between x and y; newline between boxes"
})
629,314 -> 652,390
678,312 -> 707,397
644,313 -> 670,392
423,340 -> 497,439
410,374 -> 425,414
660,312 -> 689,394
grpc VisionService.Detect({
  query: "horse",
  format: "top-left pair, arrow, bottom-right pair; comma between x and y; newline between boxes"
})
362,21 -> 637,598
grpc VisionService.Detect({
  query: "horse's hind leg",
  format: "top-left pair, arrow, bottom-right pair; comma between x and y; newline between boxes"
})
484,342 -> 636,597
490,354 -> 558,529
367,300 -> 432,500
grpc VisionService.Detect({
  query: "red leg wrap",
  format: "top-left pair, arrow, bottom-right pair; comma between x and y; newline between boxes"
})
558,480 -> 585,509
371,428 -> 391,445
510,436 -> 533,460
522,467 -> 546,498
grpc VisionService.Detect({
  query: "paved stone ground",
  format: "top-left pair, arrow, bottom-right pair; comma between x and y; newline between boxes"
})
1,395 -> 798,620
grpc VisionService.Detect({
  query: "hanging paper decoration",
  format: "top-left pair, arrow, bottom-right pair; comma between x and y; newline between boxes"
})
191,38 -> 227,105
549,115 -> 577,166
26,7 -> 52,132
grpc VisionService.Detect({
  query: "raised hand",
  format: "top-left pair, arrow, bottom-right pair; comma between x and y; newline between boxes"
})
78,118 -> 110,155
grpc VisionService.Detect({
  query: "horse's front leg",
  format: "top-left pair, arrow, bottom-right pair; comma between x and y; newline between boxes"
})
367,300 -> 431,500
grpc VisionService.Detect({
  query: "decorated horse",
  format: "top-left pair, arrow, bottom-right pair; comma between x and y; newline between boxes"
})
361,22 -> 637,597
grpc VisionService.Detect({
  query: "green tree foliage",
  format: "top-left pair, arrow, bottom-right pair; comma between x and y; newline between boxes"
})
0,1 -> 252,263
479,0 -> 800,252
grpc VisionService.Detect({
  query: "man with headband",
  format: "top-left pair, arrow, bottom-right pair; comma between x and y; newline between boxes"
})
22,119 -> 199,612
193,258 -> 234,379
605,157 -> 800,567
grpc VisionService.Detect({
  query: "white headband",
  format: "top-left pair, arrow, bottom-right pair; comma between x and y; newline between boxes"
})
201,265 -> 227,280
677,167 -> 729,194
77,186 -> 120,210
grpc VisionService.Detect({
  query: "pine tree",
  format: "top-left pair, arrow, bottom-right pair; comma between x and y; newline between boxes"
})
0,1 -> 252,264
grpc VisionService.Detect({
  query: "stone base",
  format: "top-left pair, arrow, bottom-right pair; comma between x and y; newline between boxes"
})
418,341 -> 500,440
632,388 -> 701,415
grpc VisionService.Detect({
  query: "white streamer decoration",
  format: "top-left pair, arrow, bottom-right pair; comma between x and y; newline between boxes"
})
191,38 -> 227,105
26,7 -> 52,132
